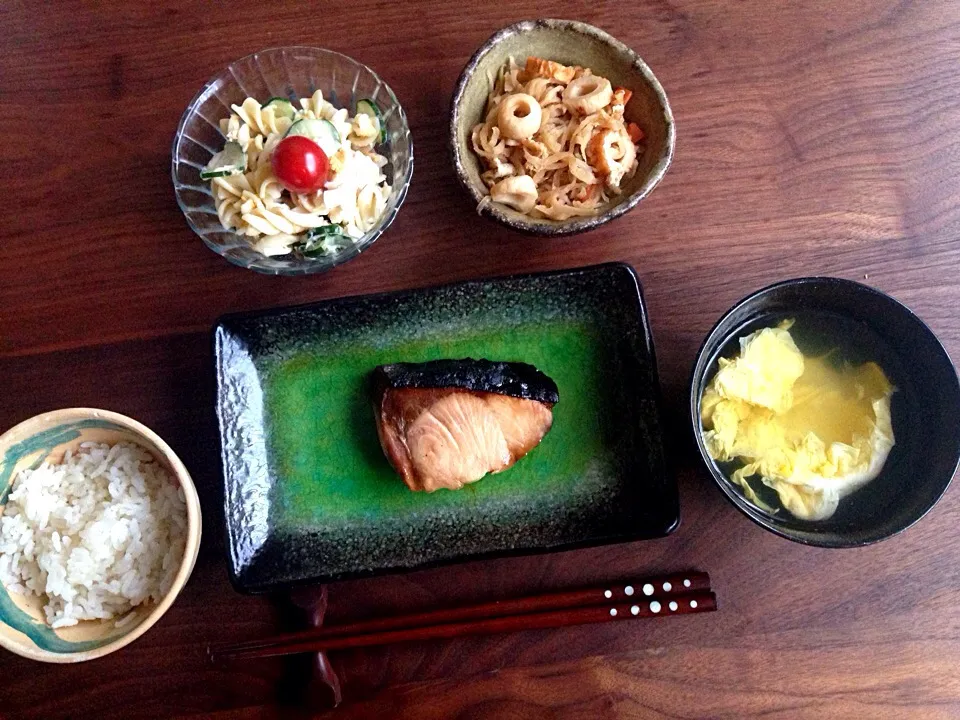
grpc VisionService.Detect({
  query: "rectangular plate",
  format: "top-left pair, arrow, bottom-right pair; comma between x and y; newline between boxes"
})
214,263 -> 678,593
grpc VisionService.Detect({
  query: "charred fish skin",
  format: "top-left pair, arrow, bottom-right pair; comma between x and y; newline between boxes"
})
373,359 -> 559,405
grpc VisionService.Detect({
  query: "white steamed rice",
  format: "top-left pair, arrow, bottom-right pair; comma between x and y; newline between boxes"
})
0,441 -> 187,629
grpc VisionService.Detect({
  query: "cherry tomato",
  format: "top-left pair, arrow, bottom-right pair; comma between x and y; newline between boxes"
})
271,135 -> 329,194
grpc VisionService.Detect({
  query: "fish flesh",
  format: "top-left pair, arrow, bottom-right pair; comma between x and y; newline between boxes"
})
373,360 -> 559,492
372,359 -> 559,492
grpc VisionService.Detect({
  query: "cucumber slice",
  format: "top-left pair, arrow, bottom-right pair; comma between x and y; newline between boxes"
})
305,224 -> 344,237
200,141 -> 246,180
264,97 -> 296,120
356,98 -> 386,143
301,225 -> 348,256
285,118 -> 341,156
303,224 -> 345,244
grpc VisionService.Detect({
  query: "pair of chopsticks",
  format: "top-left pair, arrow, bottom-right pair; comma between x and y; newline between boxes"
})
210,572 -> 716,663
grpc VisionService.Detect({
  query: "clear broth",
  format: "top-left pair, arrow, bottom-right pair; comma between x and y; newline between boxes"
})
701,309 -> 917,525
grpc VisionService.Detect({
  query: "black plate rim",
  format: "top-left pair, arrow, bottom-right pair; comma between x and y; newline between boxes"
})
216,261 -> 635,328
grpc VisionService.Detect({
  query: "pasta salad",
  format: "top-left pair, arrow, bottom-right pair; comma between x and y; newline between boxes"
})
203,91 -> 391,257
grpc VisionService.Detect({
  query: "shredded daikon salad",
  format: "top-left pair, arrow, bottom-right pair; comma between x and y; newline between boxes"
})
470,56 -> 644,220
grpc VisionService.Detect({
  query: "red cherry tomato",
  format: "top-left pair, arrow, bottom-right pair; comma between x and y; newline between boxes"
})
271,136 -> 329,193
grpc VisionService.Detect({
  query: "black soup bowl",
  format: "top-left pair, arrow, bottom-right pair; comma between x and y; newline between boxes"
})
690,277 -> 960,547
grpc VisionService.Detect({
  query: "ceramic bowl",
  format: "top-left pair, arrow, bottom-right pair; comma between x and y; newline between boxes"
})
450,19 -> 675,236
690,278 -> 960,547
0,409 -> 202,662
172,46 -> 413,275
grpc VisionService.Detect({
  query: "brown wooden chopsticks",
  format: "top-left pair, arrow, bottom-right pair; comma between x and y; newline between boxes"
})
210,571 -> 716,663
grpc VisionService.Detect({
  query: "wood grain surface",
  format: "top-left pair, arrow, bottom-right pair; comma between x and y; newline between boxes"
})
2,0 -> 960,718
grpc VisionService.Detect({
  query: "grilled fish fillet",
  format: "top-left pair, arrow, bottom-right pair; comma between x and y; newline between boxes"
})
372,360 -> 559,492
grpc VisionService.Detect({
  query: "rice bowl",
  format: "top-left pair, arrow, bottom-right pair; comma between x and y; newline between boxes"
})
0,409 -> 201,663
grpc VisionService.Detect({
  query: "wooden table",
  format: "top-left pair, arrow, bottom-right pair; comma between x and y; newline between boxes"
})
3,1 -> 959,717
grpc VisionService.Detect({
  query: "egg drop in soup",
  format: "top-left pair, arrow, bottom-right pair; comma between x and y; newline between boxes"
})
700,320 -> 896,521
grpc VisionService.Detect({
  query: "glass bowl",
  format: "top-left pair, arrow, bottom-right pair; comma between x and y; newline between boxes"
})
171,47 -> 413,275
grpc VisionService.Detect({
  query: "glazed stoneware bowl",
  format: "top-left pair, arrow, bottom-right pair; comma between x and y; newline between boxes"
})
691,278 -> 960,548
450,19 -> 675,236
0,409 -> 202,662
172,46 -> 413,275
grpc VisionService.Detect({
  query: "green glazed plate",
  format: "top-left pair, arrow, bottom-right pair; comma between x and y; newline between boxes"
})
214,263 -> 678,593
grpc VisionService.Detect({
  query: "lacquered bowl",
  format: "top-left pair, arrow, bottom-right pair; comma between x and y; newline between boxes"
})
690,278 -> 960,547
0,409 -> 202,663
172,46 -> 413,275
450,19 -> 675,236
